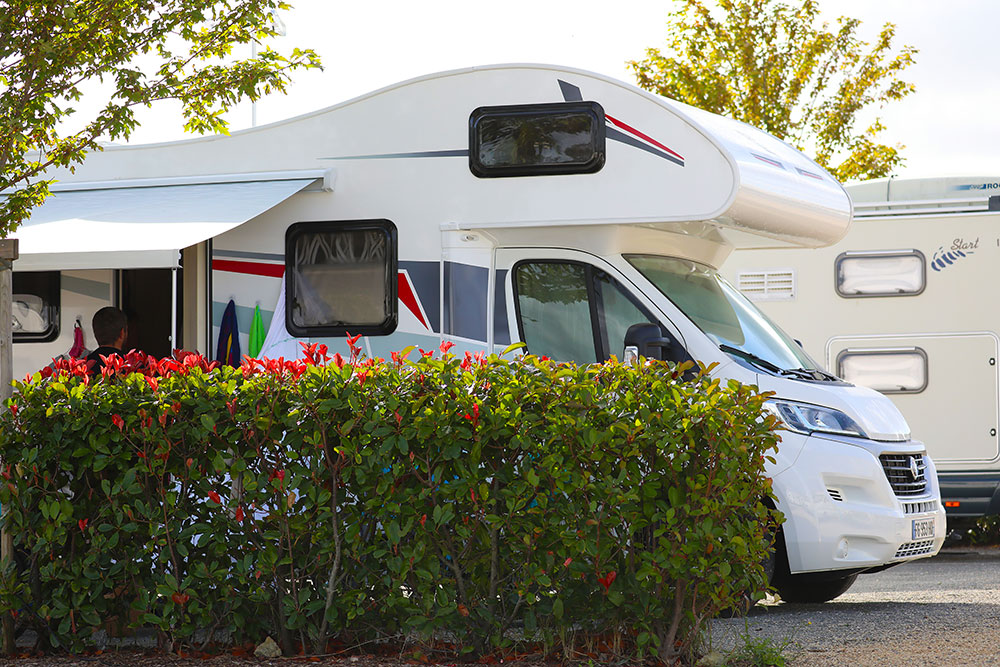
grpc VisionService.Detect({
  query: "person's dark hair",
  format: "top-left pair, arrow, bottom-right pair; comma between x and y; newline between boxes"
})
92,307 -> 127,347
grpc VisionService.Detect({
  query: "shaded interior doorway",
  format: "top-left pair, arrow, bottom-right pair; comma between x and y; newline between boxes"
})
119,269 -> 181,358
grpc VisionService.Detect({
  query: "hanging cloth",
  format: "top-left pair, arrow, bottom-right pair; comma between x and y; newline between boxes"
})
216,299 -> 242,367
69,320 -> 87,358
248,304 -> 266,359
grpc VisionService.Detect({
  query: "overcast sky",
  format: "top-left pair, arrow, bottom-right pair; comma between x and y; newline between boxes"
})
117,0 -> 1000,181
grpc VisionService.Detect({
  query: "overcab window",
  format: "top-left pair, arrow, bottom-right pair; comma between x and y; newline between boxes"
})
12,271 -> 60,343
469,101 -> 606,178
285,220 -> 397,336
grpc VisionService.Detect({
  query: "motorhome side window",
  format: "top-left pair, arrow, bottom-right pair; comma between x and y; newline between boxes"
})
835,250 -> 925,297
285,220 -> 398,336
514,261 -> 654,363
12,271 -> 60,343
469,102 -> 606,178
837,348 -> 928,394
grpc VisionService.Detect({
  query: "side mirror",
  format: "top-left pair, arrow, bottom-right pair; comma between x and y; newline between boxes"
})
623,323 -> 677,362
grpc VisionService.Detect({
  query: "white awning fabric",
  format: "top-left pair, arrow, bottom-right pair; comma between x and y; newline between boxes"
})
12,178 -> 315,271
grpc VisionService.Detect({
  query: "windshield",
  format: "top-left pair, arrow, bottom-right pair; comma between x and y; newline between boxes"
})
626,255 -> 818,372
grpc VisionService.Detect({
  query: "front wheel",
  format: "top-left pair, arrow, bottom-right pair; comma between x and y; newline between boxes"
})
774,572 -> 857,603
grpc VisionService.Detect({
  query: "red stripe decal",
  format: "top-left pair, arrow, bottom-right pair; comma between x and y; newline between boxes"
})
606,114 -> 684,161
214,259 -> 285,278
398,272 -> 430,330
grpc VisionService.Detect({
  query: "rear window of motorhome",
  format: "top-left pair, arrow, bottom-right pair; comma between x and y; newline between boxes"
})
12,271 -> 60,343
469,102 -> 606,178
837,348 -> 928,394
284,220 -> 397,336
835,250 -> 925,297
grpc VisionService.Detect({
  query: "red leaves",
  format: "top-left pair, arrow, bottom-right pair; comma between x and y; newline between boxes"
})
419,514 -> 427,528
8,404 -> 16,417
439,341 -> 455,355
207,491 -> 222,505
226,399 -> 237,418
111,414 -> 124,431
597,571 -> 617,593
171,592 -> 189,606
235,506 -> 245,522
144,375 -> 159,392
463,404 -> 480,428
300,342 -> 330,365
564,557 -> 573,568
78,518 -> 88,533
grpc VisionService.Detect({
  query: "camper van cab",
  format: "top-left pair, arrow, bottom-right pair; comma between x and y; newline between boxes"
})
8,65 -> 945,602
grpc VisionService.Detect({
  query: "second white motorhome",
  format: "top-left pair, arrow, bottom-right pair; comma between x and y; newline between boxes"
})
726,176 -> 1000,519
7,64 -> 945,601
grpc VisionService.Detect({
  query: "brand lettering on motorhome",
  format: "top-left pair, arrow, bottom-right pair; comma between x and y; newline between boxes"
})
953,183 -> 1000,191
952,238 -> 979,251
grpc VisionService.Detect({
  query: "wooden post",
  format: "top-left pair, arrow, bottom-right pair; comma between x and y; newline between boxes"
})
0,237 -> 18,655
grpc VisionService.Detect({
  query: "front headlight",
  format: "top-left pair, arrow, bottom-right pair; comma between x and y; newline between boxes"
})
763,400 -> 868,439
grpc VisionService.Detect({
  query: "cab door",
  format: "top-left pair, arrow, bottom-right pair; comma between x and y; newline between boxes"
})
493,248 -> 683,364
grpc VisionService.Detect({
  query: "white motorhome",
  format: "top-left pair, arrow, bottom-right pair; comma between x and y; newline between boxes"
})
726,175 -> 1000,519
7,65 -> 944,601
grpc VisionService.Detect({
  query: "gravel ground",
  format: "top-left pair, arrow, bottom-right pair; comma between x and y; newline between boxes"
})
711,546 -> 1000,666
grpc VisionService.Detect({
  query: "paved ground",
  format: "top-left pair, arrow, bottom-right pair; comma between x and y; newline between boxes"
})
711,546 -> 1000,665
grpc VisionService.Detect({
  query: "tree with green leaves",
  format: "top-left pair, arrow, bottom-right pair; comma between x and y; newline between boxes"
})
0,0 -> 322,239
628,0 -> 916,181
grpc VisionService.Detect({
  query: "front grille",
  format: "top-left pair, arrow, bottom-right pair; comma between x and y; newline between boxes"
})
880,454 -> 927,496
902,500 -> 938,515
894,540 -> 936,558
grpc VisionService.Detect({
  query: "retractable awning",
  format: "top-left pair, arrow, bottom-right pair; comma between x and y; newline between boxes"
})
11,171 -> 328,271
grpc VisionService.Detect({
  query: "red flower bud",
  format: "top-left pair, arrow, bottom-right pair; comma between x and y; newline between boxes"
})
171,592 -> 189,606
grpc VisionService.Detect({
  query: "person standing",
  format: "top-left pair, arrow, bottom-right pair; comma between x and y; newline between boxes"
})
86,306 -> 128,375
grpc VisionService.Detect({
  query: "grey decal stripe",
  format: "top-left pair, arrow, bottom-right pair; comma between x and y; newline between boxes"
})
321,149 -> 469,160
443,262 -> 488,343
399,261 -> 440,334
558,80 -> 583,102
62,275 -> 111,301
607,127 -> 684,167
213,249 -> 284,262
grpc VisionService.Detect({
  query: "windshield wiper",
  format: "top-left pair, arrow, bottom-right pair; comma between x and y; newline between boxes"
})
720,345 -> 838,382
718,344 -> 783,374
785,367 -> 841,382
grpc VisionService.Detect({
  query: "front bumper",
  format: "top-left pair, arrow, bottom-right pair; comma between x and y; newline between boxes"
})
769,431 -> 947,574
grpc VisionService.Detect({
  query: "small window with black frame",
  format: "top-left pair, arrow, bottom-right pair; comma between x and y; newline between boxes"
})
469,101 -> 606,178
285,220 -> 398,337
12,271 -> 60,343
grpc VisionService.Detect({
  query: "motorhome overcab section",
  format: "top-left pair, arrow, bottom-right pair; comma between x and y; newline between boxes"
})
726,175 -> 1000,519
8,64 -> 945,602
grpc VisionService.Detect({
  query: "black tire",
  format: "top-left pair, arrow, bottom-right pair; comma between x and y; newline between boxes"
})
774,572 -> 857,603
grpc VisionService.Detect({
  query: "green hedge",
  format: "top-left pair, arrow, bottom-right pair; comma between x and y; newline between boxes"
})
0,342 -> 780,662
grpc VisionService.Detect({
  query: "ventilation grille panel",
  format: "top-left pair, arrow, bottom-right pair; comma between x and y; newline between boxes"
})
738,269 -> 796,301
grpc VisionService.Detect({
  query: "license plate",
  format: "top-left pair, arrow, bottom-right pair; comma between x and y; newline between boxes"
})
912,517 -> 936,540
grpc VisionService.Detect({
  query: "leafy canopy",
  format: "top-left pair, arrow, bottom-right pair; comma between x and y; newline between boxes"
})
0,0 -> 321,239
628,0 -> 916,181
